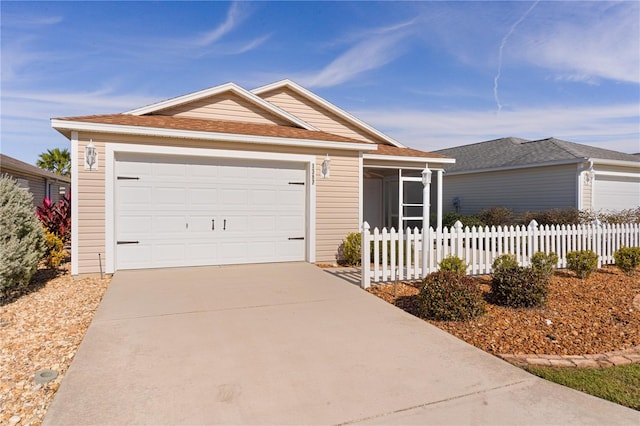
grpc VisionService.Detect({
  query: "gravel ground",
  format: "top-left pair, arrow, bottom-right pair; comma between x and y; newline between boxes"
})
368,265 -> 640,356
0,265 -> 110,426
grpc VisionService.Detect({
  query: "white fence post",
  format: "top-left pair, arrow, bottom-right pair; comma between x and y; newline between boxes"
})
361,222 -> 371,289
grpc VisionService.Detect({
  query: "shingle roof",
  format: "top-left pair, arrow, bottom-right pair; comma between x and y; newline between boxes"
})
435,137 -> 640,173
0,153 -> 71,182
54,113 -> 448,159
372,144 -> 449,159
55,114 -> 371,144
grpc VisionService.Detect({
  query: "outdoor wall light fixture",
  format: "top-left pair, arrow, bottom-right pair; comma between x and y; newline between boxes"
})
422,167 -> 432,186
321,154 -> 331,178
85,140 -> 97,171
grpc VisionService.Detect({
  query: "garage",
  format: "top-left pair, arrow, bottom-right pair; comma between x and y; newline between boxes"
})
593,174 -> 640,211
115,153 -> 307,270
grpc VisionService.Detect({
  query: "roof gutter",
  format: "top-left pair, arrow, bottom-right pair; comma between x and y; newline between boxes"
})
51,119 -> 378,152
363,153 -> 455,164
589,158 -> 640,168
444,158 -> 590,176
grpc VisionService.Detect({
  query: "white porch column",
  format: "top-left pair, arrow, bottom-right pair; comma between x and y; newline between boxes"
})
421,166 -> 432,278
437,169 -> 443,230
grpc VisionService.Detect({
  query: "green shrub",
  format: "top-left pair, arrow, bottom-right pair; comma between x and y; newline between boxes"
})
43,230 -> 67,269
521,208 -> 581,226
491,265 -> 548,308
442,212 -> 485,229
0,175 -> 46,298
613,247 -> 640,276
492,254 -> 518,271
36,193 -> 71,243
417,270 -> 486,321
479,206 -> 515,226
439,255 -> 467,275
566,250 -> 599,279
531,251 -> 558,280
338,232 -> 361,266
597,207 -> 640,224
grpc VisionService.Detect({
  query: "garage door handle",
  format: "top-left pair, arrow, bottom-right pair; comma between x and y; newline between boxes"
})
117,241 -> 139,245
224,219 -> 226,230
288,237 -> 304,240
212,219 -> 214,230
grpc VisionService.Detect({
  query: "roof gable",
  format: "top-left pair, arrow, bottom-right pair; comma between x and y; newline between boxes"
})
252,79 -> 404,148
436,137 -> 640,173
125,82 -> 315,130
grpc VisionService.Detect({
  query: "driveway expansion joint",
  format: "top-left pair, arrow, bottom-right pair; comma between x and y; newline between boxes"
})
335,379 -> 531,425
95,298 -> 337,322
499,345 -> 640,368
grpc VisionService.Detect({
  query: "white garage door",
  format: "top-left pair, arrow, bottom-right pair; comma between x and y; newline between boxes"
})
115,154 -> 306,270
593,175 -> 640,211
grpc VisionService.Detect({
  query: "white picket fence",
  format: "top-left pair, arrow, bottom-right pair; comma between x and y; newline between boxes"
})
360,220 -> 640,288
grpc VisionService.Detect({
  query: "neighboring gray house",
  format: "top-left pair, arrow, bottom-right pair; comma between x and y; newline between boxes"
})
435,137 -> 640,214
0,153 -> 70,207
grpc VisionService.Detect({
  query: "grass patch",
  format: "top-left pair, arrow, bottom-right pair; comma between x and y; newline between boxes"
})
526,363 -> 640,411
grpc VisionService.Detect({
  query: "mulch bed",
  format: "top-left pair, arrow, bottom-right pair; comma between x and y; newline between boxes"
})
367,266 -> 640,356
0,265 -> 111,426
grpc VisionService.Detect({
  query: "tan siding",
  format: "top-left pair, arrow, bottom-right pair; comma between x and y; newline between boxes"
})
75,132 -> 361,272
156,92 -> 290,125
259,88 -> 388,145
75,137 -> 106,275
442,164 -> 578,215
315,152 -> 359,263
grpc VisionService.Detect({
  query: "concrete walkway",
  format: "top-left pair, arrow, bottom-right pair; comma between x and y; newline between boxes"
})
44,263 -> 638,425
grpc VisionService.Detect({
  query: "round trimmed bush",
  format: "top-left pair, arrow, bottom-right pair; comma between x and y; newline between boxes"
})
613,247 -> 640,276
491,265 -> 548,308
438,255 -> 467,275
1,175 -> 46,298
338,232 -> 361,266
531,251 -> 558,280
417,270 -> 486,321
566,250 -> 598,279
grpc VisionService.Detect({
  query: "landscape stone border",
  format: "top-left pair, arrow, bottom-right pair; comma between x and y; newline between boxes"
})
499,345 -> 640,368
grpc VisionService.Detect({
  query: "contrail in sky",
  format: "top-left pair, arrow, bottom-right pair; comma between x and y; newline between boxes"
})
494,1 -> 540,113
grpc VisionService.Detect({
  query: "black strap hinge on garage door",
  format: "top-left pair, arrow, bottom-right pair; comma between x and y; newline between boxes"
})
288,237 -> 305,240
288,182 -> 304,185
117,176 -> 140,180
117,241 -> 139,245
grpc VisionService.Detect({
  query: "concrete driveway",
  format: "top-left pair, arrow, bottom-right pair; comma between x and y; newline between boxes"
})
44,263 -> 638,425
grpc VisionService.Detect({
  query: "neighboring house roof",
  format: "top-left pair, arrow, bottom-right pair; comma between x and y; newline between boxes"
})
0,153 -> 71,183
435,137 -> 640,173
53,114 -> 369,144
251,79 -> 405,148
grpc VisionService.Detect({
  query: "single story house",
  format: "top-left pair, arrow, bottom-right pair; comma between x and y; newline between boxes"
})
52,80 -> 454,276
435,137 -> 640,215
0,153 -> 70,207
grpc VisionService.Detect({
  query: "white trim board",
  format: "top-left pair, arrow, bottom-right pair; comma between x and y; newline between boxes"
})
104,143 -> 317,273
70,132 -> 79,275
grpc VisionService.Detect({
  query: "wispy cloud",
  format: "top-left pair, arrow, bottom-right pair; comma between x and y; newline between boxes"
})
297,18 -> 417,88
512,2 -> 640,84
355,104 -> 640,153
494,1 -> 539,112
191,1 -> 245,47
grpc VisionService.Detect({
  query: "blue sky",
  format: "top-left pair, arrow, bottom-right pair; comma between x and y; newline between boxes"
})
2,1 -> 639,165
